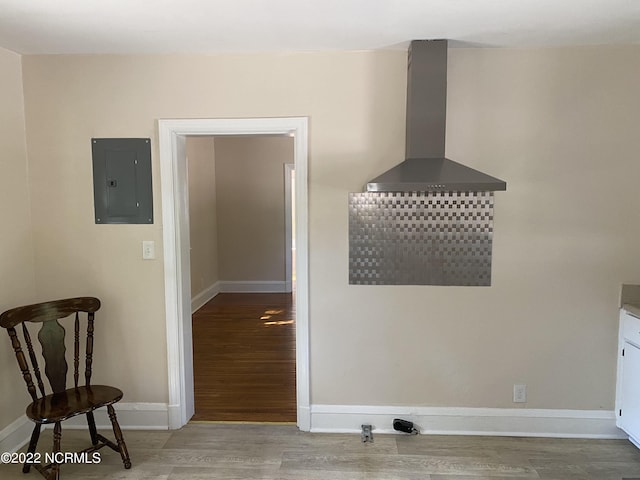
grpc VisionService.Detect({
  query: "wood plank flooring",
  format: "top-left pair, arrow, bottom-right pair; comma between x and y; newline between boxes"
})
2,424 -> 640,479
192,293 -> 296,422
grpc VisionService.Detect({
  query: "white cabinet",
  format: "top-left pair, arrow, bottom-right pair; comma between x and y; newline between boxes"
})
616,309 -> 640,448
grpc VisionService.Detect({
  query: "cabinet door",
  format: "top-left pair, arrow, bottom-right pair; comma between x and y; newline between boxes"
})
621,342 -> 640,440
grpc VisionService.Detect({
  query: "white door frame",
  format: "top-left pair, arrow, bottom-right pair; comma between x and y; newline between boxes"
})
158,117 -> 310,430
284,163 -> 294,293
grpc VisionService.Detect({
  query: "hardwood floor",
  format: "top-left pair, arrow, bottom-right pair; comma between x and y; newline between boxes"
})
2,424 -> 640,479
192,293 -> 296,422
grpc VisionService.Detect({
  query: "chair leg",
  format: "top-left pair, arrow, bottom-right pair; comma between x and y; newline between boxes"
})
49,422 -> 62,480
107,404 -> 131,469
86,411 -> 99,446
22,423 -> 41,473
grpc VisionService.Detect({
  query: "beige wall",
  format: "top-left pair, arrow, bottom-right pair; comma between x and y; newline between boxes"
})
214,135 -> 293,282
186,136 -> 219,296
0,47 -> 36,429
21,56 -> 169,403
17,46 -> 640,413
315,46 -> 640,408
20,50 -> 402,406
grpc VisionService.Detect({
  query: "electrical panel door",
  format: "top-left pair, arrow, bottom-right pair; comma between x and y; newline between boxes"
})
92,138 -> 153,224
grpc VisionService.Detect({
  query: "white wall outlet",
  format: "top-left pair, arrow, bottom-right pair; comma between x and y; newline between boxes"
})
142,240 -> 155,260
513,384 -> 527,403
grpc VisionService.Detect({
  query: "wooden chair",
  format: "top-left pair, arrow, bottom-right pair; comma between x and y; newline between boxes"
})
0,297 -> 131,479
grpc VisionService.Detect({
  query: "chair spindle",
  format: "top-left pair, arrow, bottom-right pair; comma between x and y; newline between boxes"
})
7,327 -> 38,401
85,312 -> 94,386
74,312 -> 80,388
22,323 -> 46,398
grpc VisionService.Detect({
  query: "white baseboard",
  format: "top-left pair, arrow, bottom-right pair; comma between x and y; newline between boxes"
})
0,403 -> 169,454
0,415 -> 33,454
191,282 -> 221,313
219,280 -> 289,293
63,402 -> 169,431
2,402 -> 626,453
310,405 -> 626,439
191,280 -> 291,313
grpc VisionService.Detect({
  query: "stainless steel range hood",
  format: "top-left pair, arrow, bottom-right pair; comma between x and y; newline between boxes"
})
366,39 -> 506,193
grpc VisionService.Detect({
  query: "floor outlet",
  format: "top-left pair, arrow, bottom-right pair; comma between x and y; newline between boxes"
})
361,424 -> 373,443
513,384 -> 527,403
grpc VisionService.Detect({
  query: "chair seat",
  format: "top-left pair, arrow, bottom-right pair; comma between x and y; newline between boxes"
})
26,385 -> 123,424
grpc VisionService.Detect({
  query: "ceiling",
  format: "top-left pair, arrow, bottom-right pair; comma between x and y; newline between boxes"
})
1,0 -> 639,55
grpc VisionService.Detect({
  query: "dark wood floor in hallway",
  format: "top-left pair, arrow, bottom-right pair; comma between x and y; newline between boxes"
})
192,292 -> 296,422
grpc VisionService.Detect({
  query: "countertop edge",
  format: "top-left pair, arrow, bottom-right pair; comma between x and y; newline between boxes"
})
622,303 -> 640,319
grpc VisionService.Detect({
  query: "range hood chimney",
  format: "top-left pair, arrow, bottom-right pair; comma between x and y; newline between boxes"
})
366,39 -> 506,193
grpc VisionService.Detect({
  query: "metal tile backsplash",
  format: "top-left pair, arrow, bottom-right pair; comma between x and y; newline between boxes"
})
349,191 -> 494,286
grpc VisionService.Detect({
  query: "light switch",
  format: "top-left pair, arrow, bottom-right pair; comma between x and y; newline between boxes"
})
142,240 -> 155,260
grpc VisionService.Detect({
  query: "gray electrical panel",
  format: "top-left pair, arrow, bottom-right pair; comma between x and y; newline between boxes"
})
92,138 -> 153,224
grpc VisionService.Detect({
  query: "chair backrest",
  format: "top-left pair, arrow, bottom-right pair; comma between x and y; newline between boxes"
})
0,297 -> 101,400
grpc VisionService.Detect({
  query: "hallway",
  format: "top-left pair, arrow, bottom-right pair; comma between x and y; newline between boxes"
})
192,293 -> 296,422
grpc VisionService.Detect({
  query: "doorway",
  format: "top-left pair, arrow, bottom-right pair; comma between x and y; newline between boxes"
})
186,134 -> 297,421
158,118 -> 310,430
